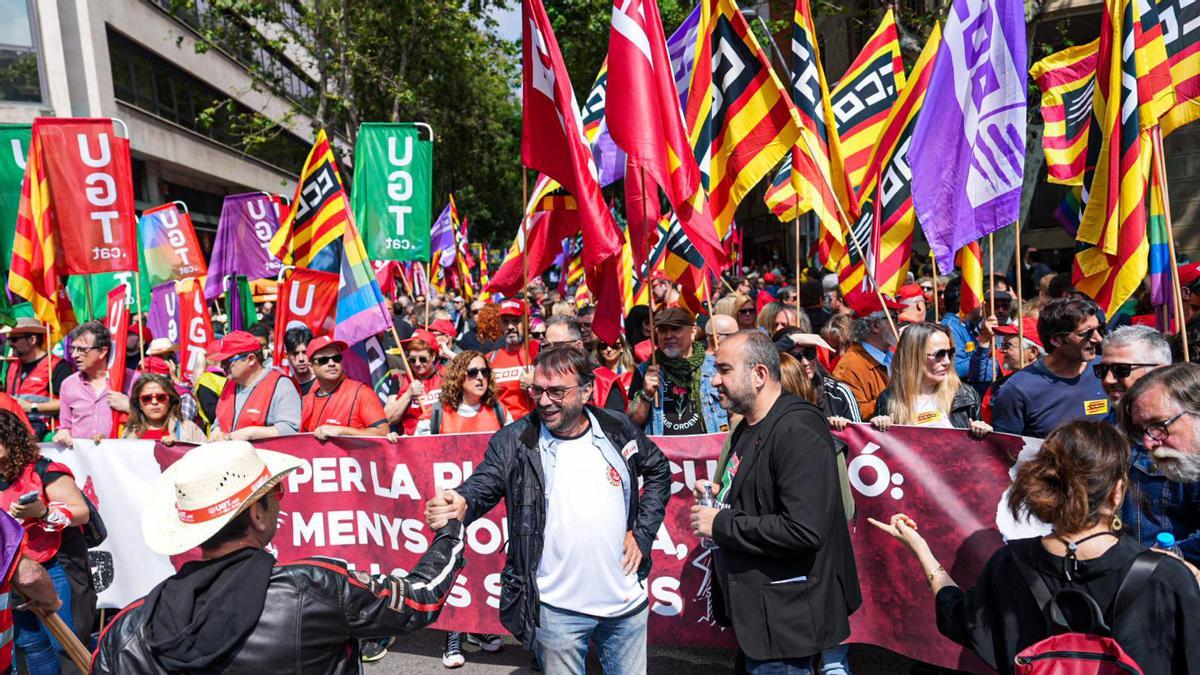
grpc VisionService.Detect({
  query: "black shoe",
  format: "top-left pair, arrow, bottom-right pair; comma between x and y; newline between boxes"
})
465,633 -> 503,653
361,636 -> 394,663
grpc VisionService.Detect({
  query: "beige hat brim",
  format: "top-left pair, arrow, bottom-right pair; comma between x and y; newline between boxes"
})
143,448 -> 305,556
786,333 -> 834,352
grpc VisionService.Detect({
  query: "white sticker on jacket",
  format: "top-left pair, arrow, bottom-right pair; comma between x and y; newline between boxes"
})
620,440 -> 638,460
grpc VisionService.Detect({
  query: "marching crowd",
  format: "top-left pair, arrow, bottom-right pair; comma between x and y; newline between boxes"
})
1,253 -> 1200,673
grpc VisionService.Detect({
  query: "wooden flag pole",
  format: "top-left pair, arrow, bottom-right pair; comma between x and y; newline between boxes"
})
1014,221 -> 1026,369
704,275 -> 720,350
40,612 -> 91,673
988,233 -> 997,380
45,324 -> 55,399
641,168 -> 660,407
1152,127 -> 1189,361
521,169 -> 531,368
794,215 -> 802,291
133,270 -> 145,363
930,253 -> 940,323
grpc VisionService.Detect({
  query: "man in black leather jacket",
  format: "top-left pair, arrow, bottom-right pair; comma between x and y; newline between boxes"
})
91,441 -> 465,674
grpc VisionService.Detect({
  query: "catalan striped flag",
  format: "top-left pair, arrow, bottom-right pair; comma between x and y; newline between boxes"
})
334,214 -> 393,346
488,176 -> 580,295
635,217 -> 706,315
957,240 -> 984,318
8,125 -> 72,339
1159,0 -> 1200,135
837,23 -> 941,297
830,9 -> 906,194
1031,41 -> 1098,185
1074,0 -> 1174,314
683,0 -> 800,239
764,0 -> 857,269
619,226 -> 649,313
1147,147 -> 1174,331
270,130 -> 349,271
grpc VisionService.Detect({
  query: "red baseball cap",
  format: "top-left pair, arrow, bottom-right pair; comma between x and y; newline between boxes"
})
1178,261 -> 1200,288
207,331 -> 260,361
844,288 -> 903,316
897,284 -> 925,305
994,316 -> 1043,348
306,335 -> 348,356
429,318 -> 457,339
139,356 -> 173,376
498,299 -> 528,317
403,329 -> 440,349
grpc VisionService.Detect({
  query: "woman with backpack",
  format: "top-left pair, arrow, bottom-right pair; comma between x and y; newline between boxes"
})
871,421 -> 1200,674
0,409 -> 91,675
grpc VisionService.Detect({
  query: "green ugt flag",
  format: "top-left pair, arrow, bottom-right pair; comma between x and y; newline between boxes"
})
351,123 -> 432,262
0,124 -> 31,273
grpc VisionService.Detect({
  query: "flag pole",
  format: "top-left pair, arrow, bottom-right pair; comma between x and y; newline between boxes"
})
705,274 -> 720,350
521,169 -> 531,368
1152,126 -> 1189,361
133,270 -> 145,363
988,232 -> 996,380
794,215 -> 801,292
84,275 -> 94,322
1014,221 -> 1026,368
641,167 -> 660,407
930,253 -> 940,323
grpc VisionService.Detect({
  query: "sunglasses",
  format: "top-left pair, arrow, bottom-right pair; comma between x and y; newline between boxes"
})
466,367 -> 491,379
312,353 -> 343,366
790,346 -> 818,362
927,348 -> 956,361
920,285 -> 933,292
1065,325 -> 1105,340
737,307 -> 755,316
1093,362 -> 1158,380
221,353 -> 250,373
600,341 -> 624,350
530,331 -> 546,339
407,355 -> 431,365
139,393 -> 170,405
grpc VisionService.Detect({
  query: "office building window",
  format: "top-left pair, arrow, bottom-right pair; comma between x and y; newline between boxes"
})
0,0 -> 43,103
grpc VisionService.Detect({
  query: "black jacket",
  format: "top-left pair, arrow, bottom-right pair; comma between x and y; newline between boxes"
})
875,383 -> 981,429
710,392 -> 862,661
91,522 -> 465,674
455,405 -> 672,646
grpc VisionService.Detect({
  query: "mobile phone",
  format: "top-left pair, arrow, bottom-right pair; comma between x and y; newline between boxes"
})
16,491 -> 39,505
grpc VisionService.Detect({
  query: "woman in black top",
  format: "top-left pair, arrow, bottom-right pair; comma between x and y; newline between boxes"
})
870,421 -> 1200,674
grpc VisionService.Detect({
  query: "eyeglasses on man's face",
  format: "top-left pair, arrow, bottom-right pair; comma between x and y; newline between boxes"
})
527,384 -> 580,402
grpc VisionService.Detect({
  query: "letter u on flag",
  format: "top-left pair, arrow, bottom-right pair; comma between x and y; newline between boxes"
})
909,0 -> 1027,272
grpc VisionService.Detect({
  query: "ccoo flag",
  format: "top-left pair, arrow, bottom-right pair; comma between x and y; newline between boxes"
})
910,0 -> 1028,273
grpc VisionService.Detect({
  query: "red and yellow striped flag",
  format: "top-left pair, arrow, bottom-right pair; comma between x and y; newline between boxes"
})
1161,0 -> 1200,135
8,126 -> 72,339
957,241 -> 983,318
270,130 -> 349,270
1031,40 -> 1098,185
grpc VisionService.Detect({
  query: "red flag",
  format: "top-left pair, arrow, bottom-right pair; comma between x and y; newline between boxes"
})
38,119 -> 138,275
104,285 -> 130,394
272,268 -> 340,368
488,187 -> 580,295
178,281 -> 214,384
624,157 -> 660,271
607,0 -> 727,274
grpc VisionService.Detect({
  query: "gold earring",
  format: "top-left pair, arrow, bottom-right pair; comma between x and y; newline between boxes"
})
1111,514 -> 1123,532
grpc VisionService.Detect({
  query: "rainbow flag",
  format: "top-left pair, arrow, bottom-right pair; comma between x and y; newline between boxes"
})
1053,187 -> 1083,236
334,215 -> 393,346
1147,145 -> 1174,331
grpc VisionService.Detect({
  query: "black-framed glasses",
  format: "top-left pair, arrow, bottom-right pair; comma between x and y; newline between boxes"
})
791,346 -> 818,362
465,367 -> 491,379
1065,325 -> 1106,340
600,341 -> 624,350
737,307 -> 755,316
312,354 -> 343,366
927,348 -> 956,361
1093,363 -> 1158,380
527,384 -> 581,402
1127,410 -> 1192,446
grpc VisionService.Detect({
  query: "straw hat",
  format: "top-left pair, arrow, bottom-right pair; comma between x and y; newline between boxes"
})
146,338 -> 177,356
3,317 -> 47,337
143,441 -> 304,555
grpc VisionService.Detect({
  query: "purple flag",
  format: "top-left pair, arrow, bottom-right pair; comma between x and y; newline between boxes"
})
0,511 -> 22,586
909,0 -> 1027,272
430,202 -> 457,268
147,282 -> 180,344
204,193 -> 285,299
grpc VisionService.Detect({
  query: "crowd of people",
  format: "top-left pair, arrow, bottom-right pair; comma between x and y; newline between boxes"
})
1,252 -> 1200,673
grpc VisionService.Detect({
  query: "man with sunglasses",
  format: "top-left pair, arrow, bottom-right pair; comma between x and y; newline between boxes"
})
1120,363 -> 1200,565
3,318 -> 71,439
300,336 -> 389,440
992,298 -> 1109,438
207,331 -> 302,441
487,299 -> 536,421
424,346 -> 671,673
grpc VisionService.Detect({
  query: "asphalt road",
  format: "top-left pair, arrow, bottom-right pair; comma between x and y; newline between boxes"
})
366,631 -> 964,674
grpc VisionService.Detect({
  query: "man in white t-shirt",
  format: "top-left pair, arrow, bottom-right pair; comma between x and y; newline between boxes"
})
425,345 -> 672,674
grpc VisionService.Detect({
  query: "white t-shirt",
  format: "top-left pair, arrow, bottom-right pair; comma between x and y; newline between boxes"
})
913,393 -> 953,428
536,427 -> 646,616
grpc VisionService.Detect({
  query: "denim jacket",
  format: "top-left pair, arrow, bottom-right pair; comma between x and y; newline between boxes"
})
1120,443 -> 1200,565
635,354 -> 729,435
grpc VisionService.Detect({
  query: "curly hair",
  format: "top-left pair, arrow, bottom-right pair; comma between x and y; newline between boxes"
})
439,351 -> 499,409
125,373 -> 183,438
475,303 -> 503,343
0,410 -> 39,482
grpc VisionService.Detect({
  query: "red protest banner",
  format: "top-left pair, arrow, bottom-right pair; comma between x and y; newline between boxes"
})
104,285 -> 130,392
177,281 -> 213,383
272,267 -> 339,367
36,118 -> 138,275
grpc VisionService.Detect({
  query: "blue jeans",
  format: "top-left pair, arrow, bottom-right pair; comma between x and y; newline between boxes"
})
13,558 -> 72,675
535,603 -> 647,675
744,655 -> 815,675
819,645 -> 850,675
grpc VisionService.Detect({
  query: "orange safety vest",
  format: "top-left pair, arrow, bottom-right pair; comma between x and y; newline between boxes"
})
216,370 -> 286,432
5,354 -> 57,398
301,378 -> 371,431
487,345 -> 536,420
434,402 -> 505,434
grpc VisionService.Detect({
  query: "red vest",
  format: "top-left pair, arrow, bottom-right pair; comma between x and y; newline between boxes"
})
216,370 -> 286,432
5,354 -> 57,398
302,379 -> 370,431
438,402 -> 505,434
393,369 -> 444,435
0,459 -> 72,563
488,346 -> 535,420
592,366 -> 627,409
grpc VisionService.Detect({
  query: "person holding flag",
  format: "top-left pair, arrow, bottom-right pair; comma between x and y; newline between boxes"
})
3,318 -> 70,439
487,300 -> 536,421
207,331 -> 302,441
300,336 -> 390,440
51,322 -> 136,446
385,329 -> 445,436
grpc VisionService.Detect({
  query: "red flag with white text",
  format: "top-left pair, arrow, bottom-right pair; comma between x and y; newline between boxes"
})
177,282 -> 214,384
272,267 -> 339,368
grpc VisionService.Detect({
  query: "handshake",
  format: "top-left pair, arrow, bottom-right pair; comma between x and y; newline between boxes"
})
424,489 -> 468,530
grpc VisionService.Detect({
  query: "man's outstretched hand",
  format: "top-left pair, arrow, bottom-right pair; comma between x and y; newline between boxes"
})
424,489 -> 467,530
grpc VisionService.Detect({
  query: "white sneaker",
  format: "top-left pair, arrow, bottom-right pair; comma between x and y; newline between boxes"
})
442,632 -> 465,669
466,633 -> 503,653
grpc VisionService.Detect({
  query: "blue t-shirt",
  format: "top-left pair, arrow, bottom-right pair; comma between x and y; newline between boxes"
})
991,358 -> 1109,438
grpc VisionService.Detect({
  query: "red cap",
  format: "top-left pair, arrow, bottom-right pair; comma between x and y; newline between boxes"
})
135,322 -> 154,342
403,329 -> 439,349
994,316 -> 1043,348
207,331 -> 260,361
1178,262 -> 1200,288
429,319 -> 457,338
306,335 -> 348,356
649,269 -> 672,282
844,288 -> 903,316
498,299 -> 527,317
897,284 -> 925,304
139,356 -> 173,376
763,272 -> 778,284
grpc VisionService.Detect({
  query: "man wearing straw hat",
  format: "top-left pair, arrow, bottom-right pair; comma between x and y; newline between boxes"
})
92,440 -> 466,673
2,318 -> 70,439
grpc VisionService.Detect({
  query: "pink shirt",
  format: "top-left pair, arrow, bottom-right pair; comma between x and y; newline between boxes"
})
58,369 -> 135,440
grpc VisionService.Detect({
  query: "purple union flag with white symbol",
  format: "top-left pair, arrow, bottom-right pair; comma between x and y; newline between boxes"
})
909,0 -> 1027,272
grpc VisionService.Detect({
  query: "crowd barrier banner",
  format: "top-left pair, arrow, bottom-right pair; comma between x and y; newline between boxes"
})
42,424 -> 1042,671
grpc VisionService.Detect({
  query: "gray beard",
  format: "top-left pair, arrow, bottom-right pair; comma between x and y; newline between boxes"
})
1152,448 -> 1200,483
